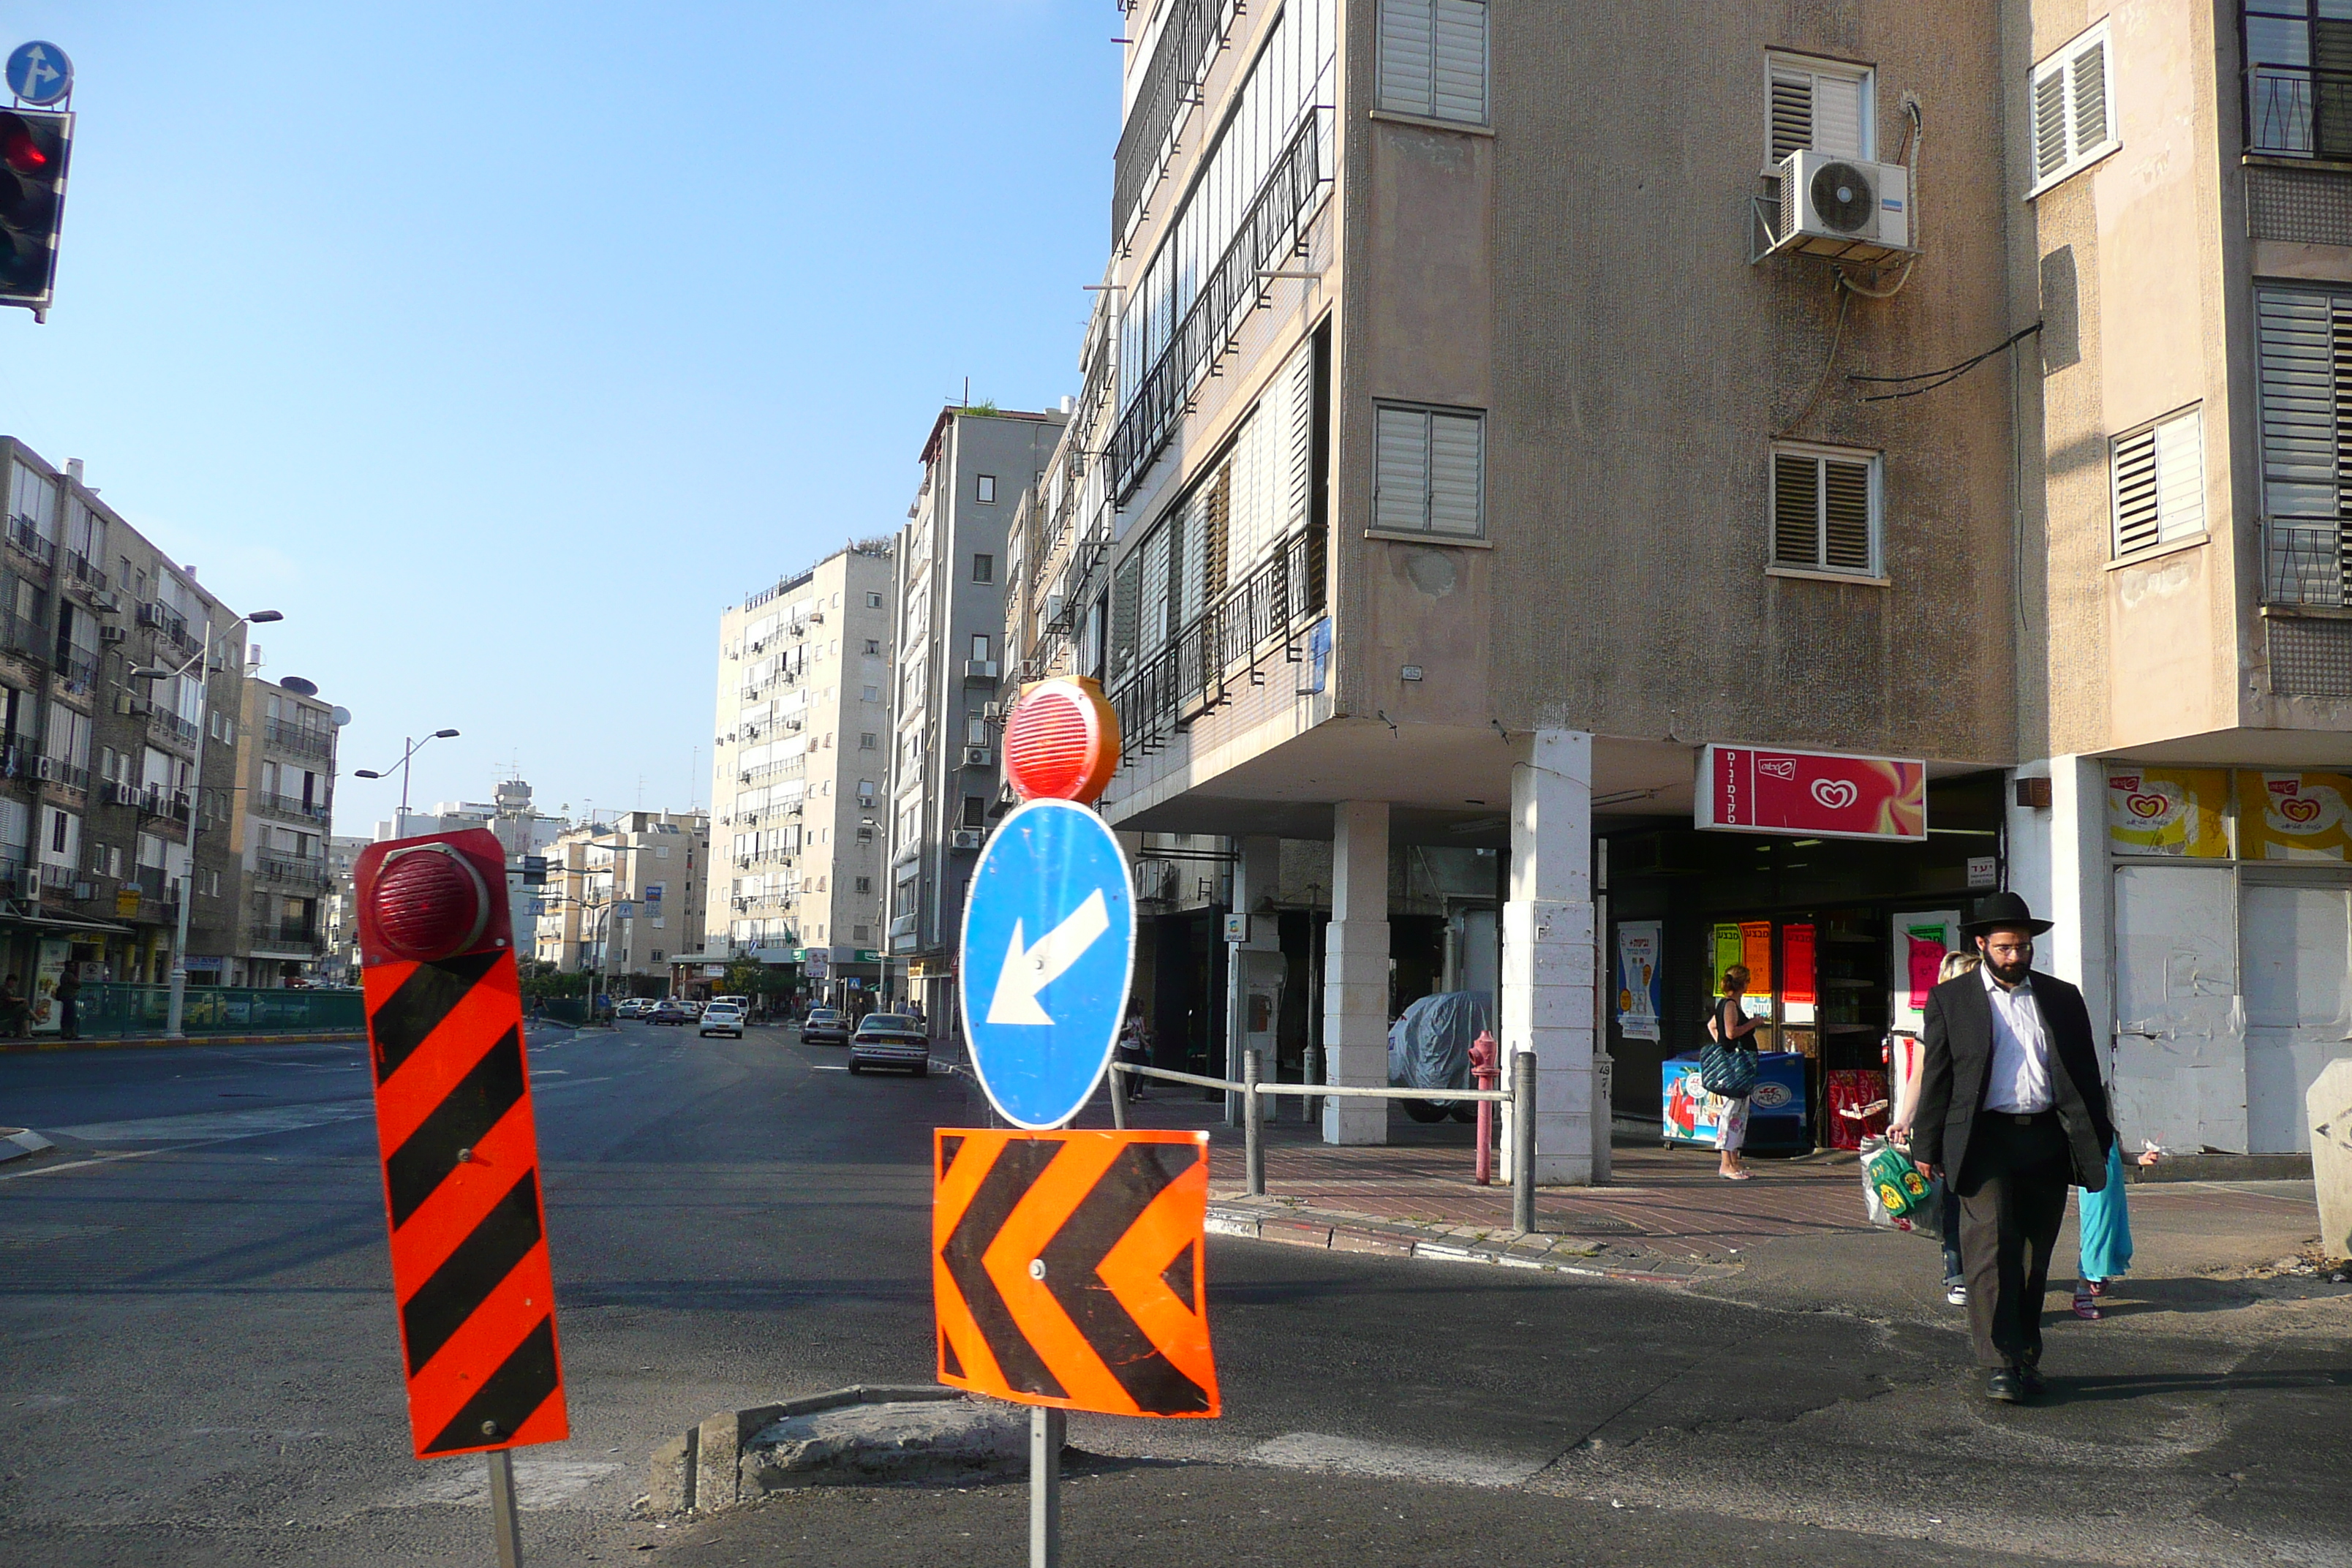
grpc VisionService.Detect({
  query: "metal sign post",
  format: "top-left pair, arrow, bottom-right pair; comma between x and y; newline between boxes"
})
1030,1406 -> 1065,1568
487,1449 -> 524,1568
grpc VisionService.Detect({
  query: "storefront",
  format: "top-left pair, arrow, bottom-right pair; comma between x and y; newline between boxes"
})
1605,764 -> 2007,1154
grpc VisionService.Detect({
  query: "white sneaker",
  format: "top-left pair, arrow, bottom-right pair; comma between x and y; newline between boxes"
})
1946,1282 -> 1969,1306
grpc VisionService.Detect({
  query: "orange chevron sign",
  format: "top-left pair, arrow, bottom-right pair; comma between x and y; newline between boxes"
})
933,1128 -> 1218,1418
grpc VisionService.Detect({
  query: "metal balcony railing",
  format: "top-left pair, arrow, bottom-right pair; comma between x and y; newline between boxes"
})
263,717 -> 334,758
1109,523 -> 1326,758
55,649 -> 96,690
138,786 -> 191,823
0,611 -> 39,660
1106,106 -> 1333,502
151,709 -> 199,747
1111,0 -> 1239,245
2263,518 -> 2350,607
63,551 -> 106,592
246,921 -> 326,954
2247,63 -> 2352,159
8,516 -> 55,566
256,854 -> 331,886
259,791 -> 331,822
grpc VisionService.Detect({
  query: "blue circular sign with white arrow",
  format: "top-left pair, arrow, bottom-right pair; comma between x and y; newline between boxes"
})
5,42 -> 71,107
958,797 -> 1137,1130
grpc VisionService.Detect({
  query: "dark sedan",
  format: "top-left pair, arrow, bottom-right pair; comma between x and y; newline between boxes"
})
648,1000 -> 692,1026
802,1007 -> 849,1046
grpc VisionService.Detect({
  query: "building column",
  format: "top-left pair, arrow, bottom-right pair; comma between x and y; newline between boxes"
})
1501,729 -> 1597,1185
1322,802 -> 1389,1145
1224,835 -> 1281,1124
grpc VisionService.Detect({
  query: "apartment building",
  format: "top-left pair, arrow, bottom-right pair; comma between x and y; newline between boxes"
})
321,833 -> 368,985
704,543 -> 896,997
888,407 -> 1068,1022
534,810 -> 708,982
228,674 -> 342,985
0,440 -> 257,1013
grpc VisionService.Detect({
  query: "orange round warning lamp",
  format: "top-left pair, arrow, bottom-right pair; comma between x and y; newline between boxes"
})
1002,676 -> 1120,804
370,844 -> 491,962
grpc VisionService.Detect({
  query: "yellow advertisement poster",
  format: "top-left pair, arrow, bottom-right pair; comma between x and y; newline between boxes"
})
2106,766 -> 2231,857
1710,924 -> 1742,992
2237,771 -> 2352,861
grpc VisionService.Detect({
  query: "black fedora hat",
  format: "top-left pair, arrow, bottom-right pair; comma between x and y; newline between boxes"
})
1960,891 -> 2054,937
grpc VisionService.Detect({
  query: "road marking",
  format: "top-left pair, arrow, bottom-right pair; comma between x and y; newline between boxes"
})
388,1456 -> 619,1511
808,1064 -> 848,1071
50,1102 -> 373,1143
986,889 -> 1111,1026
1241,1432 -> 1550,1488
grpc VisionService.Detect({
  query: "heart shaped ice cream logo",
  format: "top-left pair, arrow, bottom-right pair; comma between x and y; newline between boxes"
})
2280,796 -> 2323,825
2125,793 -> 2168,820
1811,778 -> 1859,812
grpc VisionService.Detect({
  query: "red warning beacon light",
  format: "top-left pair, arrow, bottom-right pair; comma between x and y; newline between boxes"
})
1001,676 -> 1121,805
356,829 -> 509,966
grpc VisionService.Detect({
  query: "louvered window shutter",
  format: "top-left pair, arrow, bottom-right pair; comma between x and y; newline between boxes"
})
1205,462 -> 1231,602
2256,288 -> 2351,602
2071,38 -> 2108,153
2032,59 -> 2070,181
1137,524 -> 1169,655
1772,449 -> 1878,573
1375,407 -> 1431,534
1768,70 -> 1813,162
1431,0 -> 1488,124
1822,458 -> 1874,571
2110,425 -> 2161,557
1286,344 -> 1315,532
2032,29 -> 2114,188
1810,74 -> 1865,159
1427,412 -> 1484,535
1771,453 -> 1820,567
1378,0 -> 1436,117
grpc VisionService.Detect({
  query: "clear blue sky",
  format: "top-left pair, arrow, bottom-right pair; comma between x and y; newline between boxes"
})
0,1 -> 1112,831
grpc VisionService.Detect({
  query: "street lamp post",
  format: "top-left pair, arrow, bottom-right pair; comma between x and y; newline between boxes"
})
132,608 -> 284,1041
353,728 -> 461,825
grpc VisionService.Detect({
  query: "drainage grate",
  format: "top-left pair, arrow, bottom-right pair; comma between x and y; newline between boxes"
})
1550,1213 -> 1639,1235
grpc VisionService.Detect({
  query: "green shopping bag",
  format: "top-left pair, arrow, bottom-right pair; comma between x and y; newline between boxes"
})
1861,1137 -> 1935,1221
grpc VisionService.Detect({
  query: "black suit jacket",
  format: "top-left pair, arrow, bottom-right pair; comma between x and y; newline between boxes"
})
1912,968 -> 2114,1190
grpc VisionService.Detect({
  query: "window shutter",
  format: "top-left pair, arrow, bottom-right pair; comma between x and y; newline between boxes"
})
2070,38 -> 2108,155
1378,0 -> 1436,117
1204,462 -> 1231,602
1286,343 -> 1315,532
2032,59 -> 2070,181
1811,74 -> 1865,159
1427,412 -> 1483,535
1375,407 -> 1431,534
2152,410 -> 2204,544
2255,289 -> 2337,519
1771,453 -> 1820,567
2111,425 -> 2161,557
1768,69 -> 1812,162
1822,459 -> 1873,572
1431,0 -> 1488,124
1110,549 -> 1142,679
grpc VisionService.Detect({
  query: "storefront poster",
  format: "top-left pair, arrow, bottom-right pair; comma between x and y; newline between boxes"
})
1781,923 -> 1817,1025
1890,910 -> 1960,1036
2106,766 -> 2230,857
2237,771 -> 2352,862
1739,920 -> 1774,1019
1709,924 -> 1742,995
1697,745 -> 1928,840
29,938 -> 67,1034
1615,921 -> 1662,1041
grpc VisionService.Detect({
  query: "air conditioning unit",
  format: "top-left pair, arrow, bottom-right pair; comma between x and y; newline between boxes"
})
962,746 -> 995,768
33,755 -> 56,781
950,830 -> 983,850
1761,151 -> 1912,263
99,625 -> 126,644
111,781 -> 139,806
981,701 -> 1001,720
963,659 -> 1000,681
113,692 -> 149,717
808,611 -> 825,625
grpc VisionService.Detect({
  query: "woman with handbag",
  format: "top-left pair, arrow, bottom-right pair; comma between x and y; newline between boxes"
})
1707,963 -> 1761,1180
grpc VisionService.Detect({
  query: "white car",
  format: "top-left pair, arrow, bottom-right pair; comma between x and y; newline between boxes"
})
698,1002 -> 745,1039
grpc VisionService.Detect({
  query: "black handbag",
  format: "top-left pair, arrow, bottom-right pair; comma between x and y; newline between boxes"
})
1700,1041 -> 1758,1098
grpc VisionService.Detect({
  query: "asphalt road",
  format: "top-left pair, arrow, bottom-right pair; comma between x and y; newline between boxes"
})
1,1022 -> 2347,1567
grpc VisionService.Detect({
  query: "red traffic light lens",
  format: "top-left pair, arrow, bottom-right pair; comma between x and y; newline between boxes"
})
0,118 -> 51,177
370,845 -> 491,962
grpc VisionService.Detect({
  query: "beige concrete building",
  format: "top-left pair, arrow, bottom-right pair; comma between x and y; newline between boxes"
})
227,675 -> 342,986
533,810 -> 707,984
705,543 -> 895,998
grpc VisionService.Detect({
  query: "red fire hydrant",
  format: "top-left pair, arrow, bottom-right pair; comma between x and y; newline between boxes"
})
1470,1029 -> 1499,1186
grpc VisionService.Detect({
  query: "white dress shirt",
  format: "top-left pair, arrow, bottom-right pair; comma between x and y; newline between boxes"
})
1981,967 -> 2053,1113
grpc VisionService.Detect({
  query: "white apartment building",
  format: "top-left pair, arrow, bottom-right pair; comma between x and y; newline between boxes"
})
532,810 -> 707,982
706,543 -> 896,994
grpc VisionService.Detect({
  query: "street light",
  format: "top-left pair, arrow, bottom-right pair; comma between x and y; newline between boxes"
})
130,608 -> 284,1040
353,728 -> 462,815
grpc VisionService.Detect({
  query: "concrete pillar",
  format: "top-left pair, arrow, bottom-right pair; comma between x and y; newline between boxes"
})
1501,729 -> 1596,1185
1225,834 -> 1282,1124
1322,802 -> 1389,1145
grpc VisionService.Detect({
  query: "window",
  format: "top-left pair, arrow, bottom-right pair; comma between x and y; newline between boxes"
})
962,796 -> 985,828
2256,285 -> 2352,605
859,731 -> 876,750
2030,22 -> 2116,189
970,633 -> 992,663
2246,2 -> 2352,157
857,778 -> 876,802
862,685 -> 880,704
855,875 -> 872,894
1766,54 -> 1872,165
853,924 -> 870,941
2111,407 -> 2206,558
972,553 -> 995,584
1377,0 -> 1488,124
863,638 -> 879,655
865,591 -> 883,608
1769,445 -> 1882,578
965,715 -> 989,746
1373,404 -> 1485,537
977,475 -> 997,504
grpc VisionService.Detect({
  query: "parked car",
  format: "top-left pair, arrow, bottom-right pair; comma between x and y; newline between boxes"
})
649,1000 -> 692,1025
698,1002 -> 745,1039
848,1013 -> 930,1076
616,998 -> 650,1019
802,1007 -> 849,1046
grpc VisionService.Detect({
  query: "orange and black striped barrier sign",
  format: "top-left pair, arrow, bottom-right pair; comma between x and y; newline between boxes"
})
355,828 -> 569,1460
933,1128 -> 1218,1417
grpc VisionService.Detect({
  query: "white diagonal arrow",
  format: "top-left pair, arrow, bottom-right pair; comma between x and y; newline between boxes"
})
987,889 -> 1111,1026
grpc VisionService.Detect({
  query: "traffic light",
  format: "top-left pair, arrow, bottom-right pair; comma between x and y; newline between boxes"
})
0,110 -> 71,319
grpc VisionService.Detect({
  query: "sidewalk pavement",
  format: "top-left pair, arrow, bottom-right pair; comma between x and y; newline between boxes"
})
1055,1081 -> 2349,1325
0,1030 -> 365,1054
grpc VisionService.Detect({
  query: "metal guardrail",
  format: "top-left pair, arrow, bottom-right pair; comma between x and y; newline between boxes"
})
1111,0 -> 1236,245
2264,518 -> 2348,607
67,982 -> 363,1039
1109,1049 -> 1539,1232
2247,61 -> 2352,159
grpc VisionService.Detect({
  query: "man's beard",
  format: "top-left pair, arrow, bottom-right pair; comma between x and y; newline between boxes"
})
1986,954 -> 2031,984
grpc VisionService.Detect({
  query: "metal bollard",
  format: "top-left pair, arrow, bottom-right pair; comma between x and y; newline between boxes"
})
1243,1047 -> 1264,1197
1030,1405 -> 1064,1568
1510,1049 -> 1537,1234
1469,1029 -> 1498,1186
1109,1063 -> 1128,1130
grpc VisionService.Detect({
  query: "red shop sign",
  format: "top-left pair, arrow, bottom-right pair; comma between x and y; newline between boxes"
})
1696,745 -> 1928,841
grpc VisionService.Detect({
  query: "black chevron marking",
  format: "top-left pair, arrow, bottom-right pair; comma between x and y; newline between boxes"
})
372,950 -> 502,1083
938,1138 -> 1065,1399
1161,1239 -> 1197,1313
385,1027 -> 526,1228
1038,1142 -> 1210,1414
421,1316 -> 560,1455
401,1169 -> 542,1376
939,1134 -> 962,1183
940,1330 -> 965,1381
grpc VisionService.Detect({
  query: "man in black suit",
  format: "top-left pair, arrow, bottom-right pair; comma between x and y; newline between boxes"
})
1913,892 -> 2115,1403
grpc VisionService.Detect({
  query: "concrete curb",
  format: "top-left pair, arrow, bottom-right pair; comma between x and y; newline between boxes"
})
1205,1199 -> 1740,1288
648,1383 -> 967,1514
0,1127 -> 54,1164
0,1030 -> 365,1055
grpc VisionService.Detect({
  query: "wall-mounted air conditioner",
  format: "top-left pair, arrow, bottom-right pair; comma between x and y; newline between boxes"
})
1757,150 -> 1914,264
950,829 -> 983,850
99,625 -> 126,644
962,747 -> 995,769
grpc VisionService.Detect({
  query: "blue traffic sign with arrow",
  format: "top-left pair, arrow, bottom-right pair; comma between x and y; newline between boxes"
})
5,42 -> 70,107
959,797 -> 1136,1129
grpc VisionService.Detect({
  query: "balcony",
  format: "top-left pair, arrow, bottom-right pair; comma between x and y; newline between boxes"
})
1112,0 -> 1243,246
257,791 -> 331,823
2264,519 -> 2348,608
53,649 -> 96,693
1110,522 -> 1326,758
1106,105 -> 1333,502
255,853 -> 331,887
7,516 -> 55,568
263,717 -> 334,760
35,756 -> 90,792
2248,63 -> 2352,159
62,551 -> 106,594
0,611 -> 40,661
246,921 -> 326,955
137,785 -> 191,823
149,709 -> 200,750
